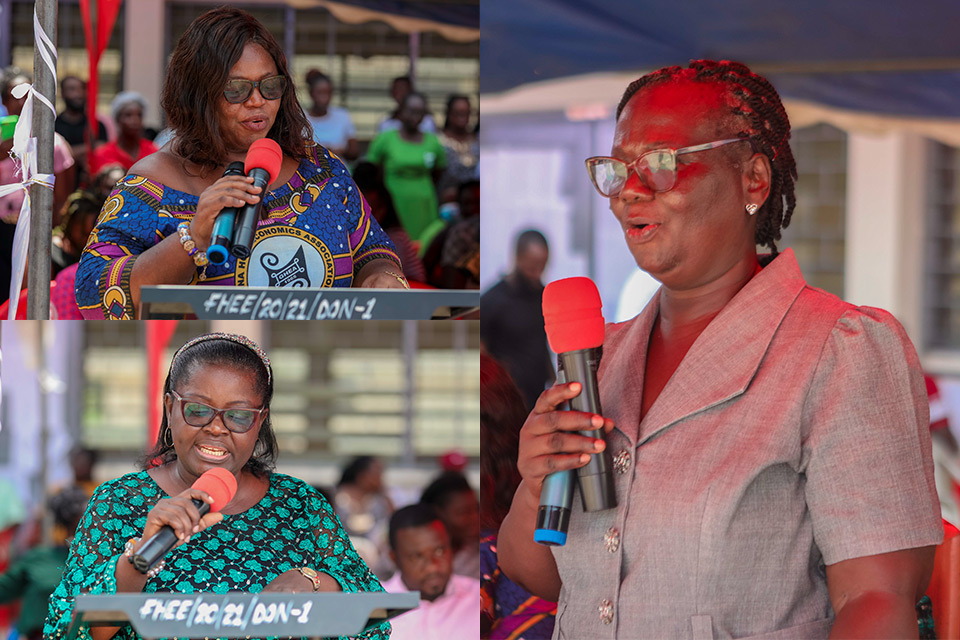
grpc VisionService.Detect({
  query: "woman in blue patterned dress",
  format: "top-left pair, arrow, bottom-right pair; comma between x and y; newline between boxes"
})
76,7 -> 407,320
43,333 -> 390,640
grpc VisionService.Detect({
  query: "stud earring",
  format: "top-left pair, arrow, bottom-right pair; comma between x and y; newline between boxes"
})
745,203 -> 759,216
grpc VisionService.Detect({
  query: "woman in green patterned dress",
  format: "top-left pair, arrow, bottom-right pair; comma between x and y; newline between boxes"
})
43,333 -> 389,640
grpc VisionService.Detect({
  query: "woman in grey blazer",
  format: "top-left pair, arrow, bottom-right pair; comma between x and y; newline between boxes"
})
497,60 -> 943,639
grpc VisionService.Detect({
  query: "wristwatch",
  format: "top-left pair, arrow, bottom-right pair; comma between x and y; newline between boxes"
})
298,566 -> 322,591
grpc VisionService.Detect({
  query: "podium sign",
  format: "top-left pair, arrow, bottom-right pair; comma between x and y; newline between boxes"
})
66,591 -> 419,639
139,286 -> 480,320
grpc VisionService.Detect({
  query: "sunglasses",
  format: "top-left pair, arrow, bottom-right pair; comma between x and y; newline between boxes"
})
223,75 -> 287,104
168,390 -> 265,433
585,137 -> 747,196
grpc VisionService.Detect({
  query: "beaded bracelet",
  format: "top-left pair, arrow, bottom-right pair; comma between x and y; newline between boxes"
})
124,537 -> 166,579
382,270 -> 410,289
176,221 -> 209,281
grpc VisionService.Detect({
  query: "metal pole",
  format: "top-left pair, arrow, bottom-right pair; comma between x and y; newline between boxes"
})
26,0 -> 57,320
37,322 -> 51,545
326,11 -> 337,74
0,0 -> 12,69
452,321 -> 466,446
401,321 -> 417,464
284,5 -> 295,74
408,32 -> 419,85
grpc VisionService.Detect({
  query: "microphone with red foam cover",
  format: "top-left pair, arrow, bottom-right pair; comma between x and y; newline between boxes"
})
231,137 -> 283,259
129,467 -> 238,573
535,277 -> 617,546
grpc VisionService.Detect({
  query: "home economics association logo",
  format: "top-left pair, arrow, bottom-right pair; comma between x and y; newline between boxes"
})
235,226 -> 335,287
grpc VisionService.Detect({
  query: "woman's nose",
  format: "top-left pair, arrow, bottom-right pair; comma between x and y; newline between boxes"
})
203,415 -> 231,435
618,169 -> 655,203
245,87 -> 267,107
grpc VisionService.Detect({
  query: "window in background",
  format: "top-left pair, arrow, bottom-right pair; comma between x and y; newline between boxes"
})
777,123 -> 848,298
925,142 -> 960,349
10,0 -> 126,117
81,321 -> 480,463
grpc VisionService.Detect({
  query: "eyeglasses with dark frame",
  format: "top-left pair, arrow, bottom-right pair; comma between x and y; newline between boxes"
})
222,75 -> 287,104
168,390 -> 266,433
585,137 -> 748,197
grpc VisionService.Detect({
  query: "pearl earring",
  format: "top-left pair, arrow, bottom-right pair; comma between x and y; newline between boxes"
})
745,203 -> 759,216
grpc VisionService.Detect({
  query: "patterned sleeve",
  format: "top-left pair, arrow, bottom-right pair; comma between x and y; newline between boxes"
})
303,483 -> 391,640
321,149 -> 401,275
76,176 -> 177,320
43,479 -> 146,640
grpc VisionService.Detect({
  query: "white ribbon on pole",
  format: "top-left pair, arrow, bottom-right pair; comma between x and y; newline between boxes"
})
0,8 -> 57,319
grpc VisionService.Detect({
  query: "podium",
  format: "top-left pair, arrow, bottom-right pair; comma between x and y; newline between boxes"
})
66,591 -> 418,639
139,286 -> 480,320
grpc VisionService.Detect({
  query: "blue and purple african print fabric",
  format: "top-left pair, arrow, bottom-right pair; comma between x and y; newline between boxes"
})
76,144 -> 400,319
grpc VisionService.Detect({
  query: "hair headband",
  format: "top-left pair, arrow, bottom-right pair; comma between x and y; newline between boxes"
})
170,332 -> 272,385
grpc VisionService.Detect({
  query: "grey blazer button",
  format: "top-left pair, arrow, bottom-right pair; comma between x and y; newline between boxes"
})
604,527 -> 620,553
598,599 -> 614,624
613,449 -> 631,474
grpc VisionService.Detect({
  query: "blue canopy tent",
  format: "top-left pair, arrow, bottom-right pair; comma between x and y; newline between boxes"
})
481,0 -> 960,118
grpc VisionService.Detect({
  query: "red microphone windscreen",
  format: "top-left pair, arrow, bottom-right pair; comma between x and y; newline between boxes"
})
543,277 -> 605,353
244,138 -> 283,184
192,468 -> 238,513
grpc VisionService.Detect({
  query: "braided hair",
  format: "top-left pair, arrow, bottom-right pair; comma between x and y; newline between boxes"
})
139,336 -> 279,477
616,60 -> 797,254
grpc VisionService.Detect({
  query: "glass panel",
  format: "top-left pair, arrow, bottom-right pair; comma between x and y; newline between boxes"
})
926,142 -> 960,348
777,123 -> 848,298
80,321 -> 480,462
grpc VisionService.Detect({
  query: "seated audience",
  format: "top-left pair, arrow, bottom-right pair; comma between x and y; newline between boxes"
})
382,504 -> 479,639
89,91 -> 158,174
421,471 -> 479,578
0,487 -> 88,640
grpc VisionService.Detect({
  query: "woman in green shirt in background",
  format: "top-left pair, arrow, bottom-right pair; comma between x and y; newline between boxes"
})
366,92 -> 446,249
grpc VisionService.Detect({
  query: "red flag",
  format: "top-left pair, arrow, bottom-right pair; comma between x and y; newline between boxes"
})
79,0 -> 123,150
146,321 -> 179,450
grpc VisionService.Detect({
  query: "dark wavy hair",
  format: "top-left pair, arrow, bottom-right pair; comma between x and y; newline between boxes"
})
48,486 -> 90,531
479,354 -> 526,531
139,337 -> 279,477
616,60 -> 798,254
161,6 -> 310,169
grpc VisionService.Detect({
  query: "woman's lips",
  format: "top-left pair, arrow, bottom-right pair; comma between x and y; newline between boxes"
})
626,223 -> 661,243
241,117 -> 269,132
196,444 -> 230,462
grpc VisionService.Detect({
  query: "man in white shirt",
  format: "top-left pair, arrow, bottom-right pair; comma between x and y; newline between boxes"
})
382,504 -> 479,639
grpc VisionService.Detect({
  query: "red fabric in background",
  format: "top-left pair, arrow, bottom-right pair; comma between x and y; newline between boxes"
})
146,321 -> 178,449
945,520 -> 960,539
79,0 -> 123,146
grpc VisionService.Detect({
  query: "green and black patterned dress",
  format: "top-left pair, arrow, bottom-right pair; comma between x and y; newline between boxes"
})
43,471 -> 390,640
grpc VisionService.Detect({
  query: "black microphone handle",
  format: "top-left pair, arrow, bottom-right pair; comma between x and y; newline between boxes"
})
208,161 -> 246,264
230,166 -> 272,259
130,498 -> 211,573
560,347 -> 617,512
